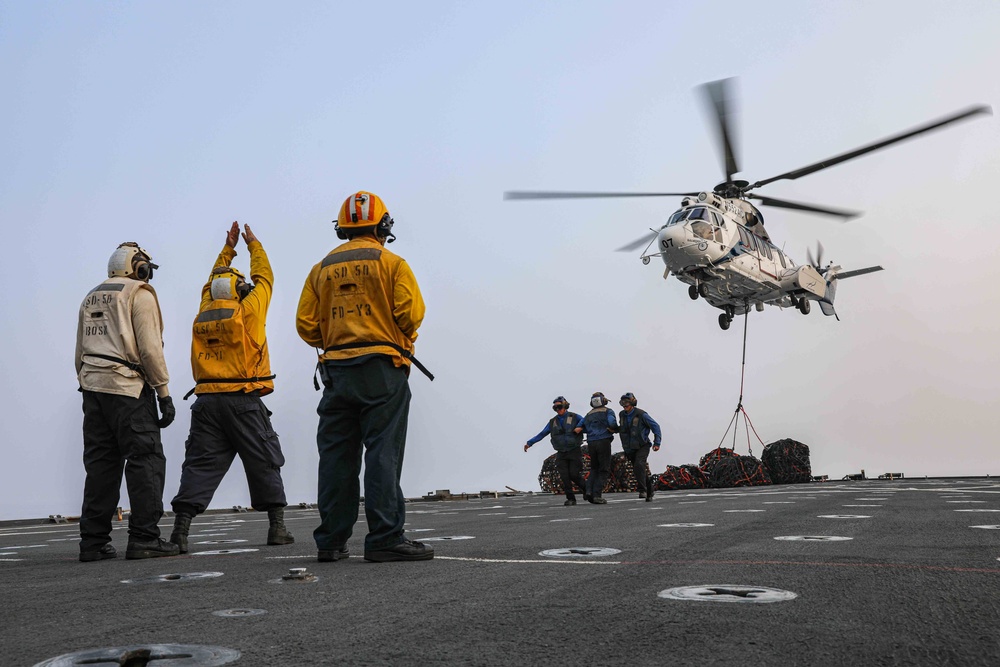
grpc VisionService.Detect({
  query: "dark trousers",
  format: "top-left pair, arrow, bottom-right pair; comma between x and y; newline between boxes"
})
585,438 -> 612,498
314,357 -> 411,552
171,393 -> 287,516
625,446 -> 652,494
80,385 -> 165,551
556,448 -> 586,500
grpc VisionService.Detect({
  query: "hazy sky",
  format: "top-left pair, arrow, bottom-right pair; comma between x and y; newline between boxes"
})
2,2 -> 998,521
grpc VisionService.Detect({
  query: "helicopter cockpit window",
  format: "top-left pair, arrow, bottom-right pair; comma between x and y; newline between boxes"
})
691,220 -> 715,242
711,211 -> 726,228
687,207 -> 710,221
665,210 -> 687,227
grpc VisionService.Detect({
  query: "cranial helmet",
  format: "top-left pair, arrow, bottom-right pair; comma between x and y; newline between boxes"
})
335,191 -> 395,243
552,396 -> 570,412
210,267 -> 251,301
590,392 -> 609,408
108,242 -> 158,281
619,392 -> 637,408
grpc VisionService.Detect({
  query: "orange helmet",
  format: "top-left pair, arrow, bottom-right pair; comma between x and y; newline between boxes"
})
337,191 -> 389,229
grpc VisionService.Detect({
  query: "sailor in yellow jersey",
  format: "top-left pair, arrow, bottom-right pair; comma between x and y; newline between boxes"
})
169,222 -> 293,552
297,191 -> 432,563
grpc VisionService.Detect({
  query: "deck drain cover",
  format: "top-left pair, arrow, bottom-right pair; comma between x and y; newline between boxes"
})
658,523 -> 714,528
212,608 -> 266,617
420,536 -> 475,542
270,567 -> 318,584
659,585 -> 797,603
818,515 -> 871,519
539,547 -> 621,558
33,644 -> 240,666
970,525 -> 1000,530
194,539 -> 248,545
774,536 -> 852,542
122,572 -> 224,585
192,548 -> 259,556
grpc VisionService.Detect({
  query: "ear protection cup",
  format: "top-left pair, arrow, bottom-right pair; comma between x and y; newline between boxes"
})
377,212 -> 396,243
336,226 -> 348,240
134,260 -> 152,281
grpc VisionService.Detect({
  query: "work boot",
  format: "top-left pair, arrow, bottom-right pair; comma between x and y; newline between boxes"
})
364,539 -> 434,563
170,512 -> 193,554
564,499 -> 576,506
646,486 -> 655,502
79,543 -> 117,562
317,548 -> 350,562
267,508 -> 295,545
592,497 -> 608,505
583,494 -> 593,503
126,538 -> 181,560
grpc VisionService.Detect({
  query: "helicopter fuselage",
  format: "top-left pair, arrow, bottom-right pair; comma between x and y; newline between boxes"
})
646,191 -> 827,320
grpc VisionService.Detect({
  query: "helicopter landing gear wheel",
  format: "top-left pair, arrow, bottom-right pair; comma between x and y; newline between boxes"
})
698,283 -> 710,298
641,255 -> 651,265
718,313 -> 732,330
798,299 -> 811,315
688,285 -> 699,300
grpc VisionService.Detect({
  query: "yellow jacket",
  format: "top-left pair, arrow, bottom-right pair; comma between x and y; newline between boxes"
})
190,241 -> 274,396
296,236 -> 424,369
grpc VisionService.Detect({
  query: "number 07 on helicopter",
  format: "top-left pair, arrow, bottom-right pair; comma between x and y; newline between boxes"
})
505,79 -> 990,330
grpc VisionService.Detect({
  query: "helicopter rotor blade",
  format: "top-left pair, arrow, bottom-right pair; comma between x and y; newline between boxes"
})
806,246 -> 816,268
748,105 -> 992,190
504,191 -> 697,200
615,232 -> 658,253
749,194 -> 860,220
701,78 -> 740,183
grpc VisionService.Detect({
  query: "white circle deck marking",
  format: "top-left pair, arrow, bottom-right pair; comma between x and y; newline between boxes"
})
679,501 -> 707,504
539,547 -> 621,558
195,539 -> 249,545
774,535 -> 853,542
842,504 -> 882,507
550,518 -> 592,522
192,548 -> 260,556
947,501 -> 986,503
818,515 -> 872,519
856,498 -> 888,501
658,585 -> 797,603
122,572 -> 224,584
0,558 -> 24,562
420,536 -> 475,542
764,502 -> 795,504
969,525 -> 1000,530
724,509 -> 765,513
955,509 -> 1000,512
658,523 -> 714,528
509,516 -> 543,519
405,528 -> 435,532
478,513 -> 507,516
212,609 -> 267,618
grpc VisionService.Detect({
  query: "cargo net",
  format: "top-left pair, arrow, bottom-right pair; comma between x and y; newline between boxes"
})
698,447 -> 740,478
707,454 -> 772,488
761,438 -> 812,484
654,465 -> 708,491
538,447 -> 650,494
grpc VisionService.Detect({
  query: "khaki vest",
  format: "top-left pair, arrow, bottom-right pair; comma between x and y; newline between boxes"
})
317,246 -> 413,363
191,298 -> 273,396
78,277 -> 158,380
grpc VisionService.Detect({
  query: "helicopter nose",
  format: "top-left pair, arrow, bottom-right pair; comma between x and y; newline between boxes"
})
657,224 -> 685,253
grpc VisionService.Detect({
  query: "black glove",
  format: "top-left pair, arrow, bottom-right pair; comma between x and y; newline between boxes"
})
157,396 -> 176,428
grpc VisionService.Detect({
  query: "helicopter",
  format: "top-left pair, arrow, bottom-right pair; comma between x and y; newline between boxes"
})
505,79 -> 991,330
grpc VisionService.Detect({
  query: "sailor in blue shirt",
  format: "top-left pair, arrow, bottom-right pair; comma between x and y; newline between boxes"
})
618,392 -> 662,502
581,392 -> 618,504
524,396 -> 586,505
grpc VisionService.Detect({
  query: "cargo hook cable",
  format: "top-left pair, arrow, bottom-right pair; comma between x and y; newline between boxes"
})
716,301 -> 766,456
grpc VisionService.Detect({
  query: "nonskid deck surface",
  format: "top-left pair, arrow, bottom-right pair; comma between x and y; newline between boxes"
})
4,479 -> 1000,666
